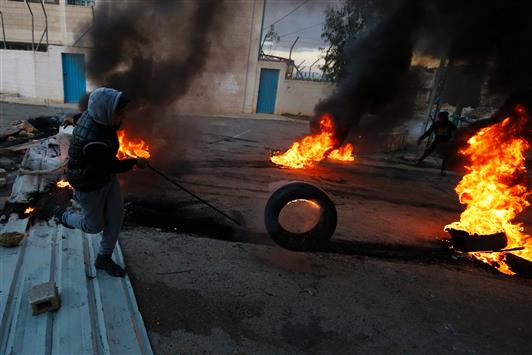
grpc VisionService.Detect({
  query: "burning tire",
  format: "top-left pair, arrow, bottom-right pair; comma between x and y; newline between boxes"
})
447,228 -> 508,252
264,182 -> 337,251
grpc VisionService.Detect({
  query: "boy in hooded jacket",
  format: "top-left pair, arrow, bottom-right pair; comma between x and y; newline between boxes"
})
56,87 -> 147,277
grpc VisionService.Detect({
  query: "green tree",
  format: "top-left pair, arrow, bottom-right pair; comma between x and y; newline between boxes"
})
321,0 -> 366,81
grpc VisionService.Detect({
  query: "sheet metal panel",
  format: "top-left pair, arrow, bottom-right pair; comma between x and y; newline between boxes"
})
52,226 -> 95,354
0,223 -> 153,355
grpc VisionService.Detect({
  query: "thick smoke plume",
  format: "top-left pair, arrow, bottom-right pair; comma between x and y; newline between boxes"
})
316,0 -> 532,144
85,0 -> 227,133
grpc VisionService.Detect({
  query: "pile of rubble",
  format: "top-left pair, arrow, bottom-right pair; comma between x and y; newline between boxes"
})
0,115 -> 70,146
0,126 -> 71,246
0,114 -> 74,203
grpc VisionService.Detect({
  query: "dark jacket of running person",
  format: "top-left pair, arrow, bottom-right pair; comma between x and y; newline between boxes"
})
418,112 -> 457,144
417,111 -> 457,165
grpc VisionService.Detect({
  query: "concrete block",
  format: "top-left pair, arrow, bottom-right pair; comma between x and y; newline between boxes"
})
28,281 -> 61,315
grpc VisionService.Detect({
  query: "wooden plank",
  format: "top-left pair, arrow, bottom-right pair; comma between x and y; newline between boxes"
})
2,222 -> 54,355
51,226 -> 95,355
0,127 -> 22,141
0,138 -> 47,153
0,214 -> 29,247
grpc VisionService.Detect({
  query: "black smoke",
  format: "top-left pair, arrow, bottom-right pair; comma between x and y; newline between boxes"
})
315,0 -> 532,146
84,0 -> 227,135
79,0 -> 230,170
315,1 -> 420,143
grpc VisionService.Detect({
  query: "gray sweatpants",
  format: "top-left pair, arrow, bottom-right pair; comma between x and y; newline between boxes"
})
63,175 -> 124,255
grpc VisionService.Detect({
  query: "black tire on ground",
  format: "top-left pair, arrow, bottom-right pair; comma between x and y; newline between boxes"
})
264,182 -> 337,251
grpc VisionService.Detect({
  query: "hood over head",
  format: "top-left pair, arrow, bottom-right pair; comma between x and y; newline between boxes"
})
87,87 -> 123,126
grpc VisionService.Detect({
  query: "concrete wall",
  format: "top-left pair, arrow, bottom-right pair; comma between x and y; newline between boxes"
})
252,60 -> 335,116
277,80 -> 334,116
0,0 -> 93,46
0,0 -> 93,103
0,49 -> 36,97
0,45 -> 92,103
173,0 -> 263,115
0,0 -> 264,112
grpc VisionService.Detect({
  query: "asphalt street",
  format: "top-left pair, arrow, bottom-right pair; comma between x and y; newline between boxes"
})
1,103 -> 531,354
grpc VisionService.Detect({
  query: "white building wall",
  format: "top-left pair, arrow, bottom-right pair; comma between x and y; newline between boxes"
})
33,47 -> 65,101
0,50 -> 37,97
0,45 -> 92,103
276,80 -> 334,116
0,0 -> 263,112
253,60 -> 335,117
174,0 -> 264,114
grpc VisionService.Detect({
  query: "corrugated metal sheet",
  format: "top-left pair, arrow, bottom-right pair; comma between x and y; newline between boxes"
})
0,223 -> 153,355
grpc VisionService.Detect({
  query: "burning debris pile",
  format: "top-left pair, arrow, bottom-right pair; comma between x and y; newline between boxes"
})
445,106 -> 531,275
271,113 -> 354,169
56,179 -> 73,190
274,0 -> 532,165
117,130 -> 151,160
269,1 -> 532,277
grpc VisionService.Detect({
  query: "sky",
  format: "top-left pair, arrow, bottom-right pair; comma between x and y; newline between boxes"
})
261,0 -> 340,75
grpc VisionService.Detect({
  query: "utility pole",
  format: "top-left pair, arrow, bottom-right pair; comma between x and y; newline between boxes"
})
258,0 -> 266,58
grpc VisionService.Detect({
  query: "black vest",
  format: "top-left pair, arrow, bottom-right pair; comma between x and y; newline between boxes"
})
67,112 -> 119,191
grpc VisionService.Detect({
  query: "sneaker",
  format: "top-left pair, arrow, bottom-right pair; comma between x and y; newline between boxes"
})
53,206 -> 74,229
95,254 -> 126,277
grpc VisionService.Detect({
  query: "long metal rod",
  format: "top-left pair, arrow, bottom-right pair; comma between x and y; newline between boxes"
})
72,2 -> 95,47
308,58 -> 319,76
72,26 -> 92,47
25,0 -> 34,52
288,36 -> 299,61
0,11 -> 6,49
36,0 -> 48,51
147,164 -> 243,227
258,0 -> 266,58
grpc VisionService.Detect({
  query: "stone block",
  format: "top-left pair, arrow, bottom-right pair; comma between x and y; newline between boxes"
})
28,281 -> 61,315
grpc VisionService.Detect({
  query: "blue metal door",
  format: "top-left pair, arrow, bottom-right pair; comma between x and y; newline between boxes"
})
256,68 -> 280,113
62,53 -> 87,104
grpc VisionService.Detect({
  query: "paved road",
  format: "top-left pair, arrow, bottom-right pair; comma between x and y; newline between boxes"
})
120,112 -> 532,354
122,113 -> 531,249
2,103 -> 532,354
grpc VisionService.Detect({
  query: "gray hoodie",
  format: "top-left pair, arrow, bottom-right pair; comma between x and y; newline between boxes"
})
87,87 -> 123,126
67,87 -> 136,191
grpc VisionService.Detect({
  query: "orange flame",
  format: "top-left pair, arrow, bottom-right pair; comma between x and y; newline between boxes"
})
56,179 -> 72,189
24,207 -> 35,215
445,105 -> 531,274
117,130 -> 151,159
328,143 -> 355,162
271,113 -> 355,168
